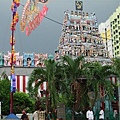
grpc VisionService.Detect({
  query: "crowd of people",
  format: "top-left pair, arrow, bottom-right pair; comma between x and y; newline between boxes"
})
20,106 -> 105,120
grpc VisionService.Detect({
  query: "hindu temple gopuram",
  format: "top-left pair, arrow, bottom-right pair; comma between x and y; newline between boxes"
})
55,10 -> 112,65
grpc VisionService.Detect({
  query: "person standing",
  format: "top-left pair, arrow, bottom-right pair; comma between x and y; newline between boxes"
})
34,107 -> 46,120
86,107 -> 94,120
99,107 -> 104,120
38,107 -> 46,120
33,109 -> 39,120
47,112 -> 52,120
21,110 -> 29,120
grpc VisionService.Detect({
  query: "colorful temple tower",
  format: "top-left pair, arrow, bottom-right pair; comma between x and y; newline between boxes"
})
55,10 -> 112,65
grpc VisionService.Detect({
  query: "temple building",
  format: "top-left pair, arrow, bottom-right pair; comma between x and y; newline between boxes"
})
55,10 -> 112,65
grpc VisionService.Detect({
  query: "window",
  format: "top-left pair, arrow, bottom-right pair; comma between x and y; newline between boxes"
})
110,22 -> 112,27
117,15 -> 119,19
117,51 -> 119,54
115,30 -> 118,33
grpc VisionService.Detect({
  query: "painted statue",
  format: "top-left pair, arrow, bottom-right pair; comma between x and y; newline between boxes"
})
16,52 -> 23,66
34,53 -> 47,67
23,52 -> 34,67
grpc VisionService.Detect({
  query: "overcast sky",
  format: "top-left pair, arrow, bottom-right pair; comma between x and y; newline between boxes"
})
0,0 -> 120,56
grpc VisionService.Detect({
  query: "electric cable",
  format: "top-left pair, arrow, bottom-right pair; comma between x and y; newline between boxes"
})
44,16 -> 63,26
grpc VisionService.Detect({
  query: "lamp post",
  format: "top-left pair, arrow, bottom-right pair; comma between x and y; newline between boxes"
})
10,0 -> 20,113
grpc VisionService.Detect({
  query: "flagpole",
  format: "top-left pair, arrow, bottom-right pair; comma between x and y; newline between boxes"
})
10,0 -> 20,113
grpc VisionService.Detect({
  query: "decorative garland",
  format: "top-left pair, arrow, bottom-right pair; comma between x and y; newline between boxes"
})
26,5 -> 48,36
20,0 -> 48,36
10,0 -> 20,93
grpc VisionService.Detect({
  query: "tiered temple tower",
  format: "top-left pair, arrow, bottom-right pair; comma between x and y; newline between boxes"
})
55,10 -> 112,65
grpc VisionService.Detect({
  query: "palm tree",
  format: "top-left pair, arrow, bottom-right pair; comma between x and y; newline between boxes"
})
27,59 -> 68,116
112,57 -> 120,79
61,55 -> 89,120
84,62 -> 116,107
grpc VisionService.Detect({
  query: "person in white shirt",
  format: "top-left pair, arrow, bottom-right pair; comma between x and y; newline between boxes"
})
33,107 -> 46,120
86,107 -> 94,120
33,110 -> 39,120
99,107 -> 104,120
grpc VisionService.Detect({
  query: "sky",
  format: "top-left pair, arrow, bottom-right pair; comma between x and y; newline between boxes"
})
0,0 -> 120,56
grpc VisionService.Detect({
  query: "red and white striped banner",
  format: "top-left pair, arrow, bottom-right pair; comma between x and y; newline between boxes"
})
110,76 -> 117,84
8,75 -> 47,96
8,76 -> 117,98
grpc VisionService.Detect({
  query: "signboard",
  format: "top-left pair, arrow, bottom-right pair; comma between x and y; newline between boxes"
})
57,103 -> 65,120
75,1 -> 83,10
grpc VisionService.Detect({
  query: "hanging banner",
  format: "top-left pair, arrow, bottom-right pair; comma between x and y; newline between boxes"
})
20,0 -> 31,32
20,0 -> 49,36
26,5 -> 48,36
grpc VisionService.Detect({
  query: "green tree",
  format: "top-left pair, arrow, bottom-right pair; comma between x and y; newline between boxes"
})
112,57 -> 120,79
0,78 -> 10,115
61,55 -> 89,120
28,59 -> 67,115
13,92 -> 35,114
84,62 -> 115,107
0,72 -> 35,115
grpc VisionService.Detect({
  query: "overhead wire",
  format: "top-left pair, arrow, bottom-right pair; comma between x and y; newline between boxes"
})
44,16 -> 63,26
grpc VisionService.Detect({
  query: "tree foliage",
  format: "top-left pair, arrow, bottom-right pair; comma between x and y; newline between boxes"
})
0,79 -> 10,115
28,59 -> 69,112
84,62 -> 115,106
13,92 -> 35,114
28,55 -> 118,114
0,72 -> 35,115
